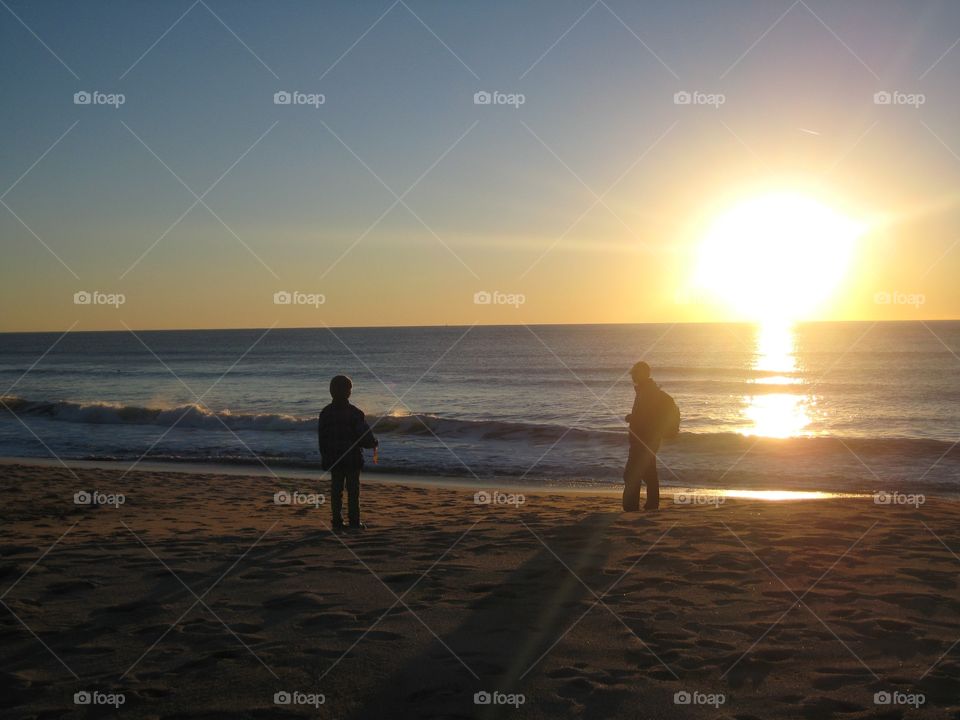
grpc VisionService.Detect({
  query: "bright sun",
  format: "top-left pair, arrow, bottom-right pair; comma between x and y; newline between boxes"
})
693,192 -> 865,322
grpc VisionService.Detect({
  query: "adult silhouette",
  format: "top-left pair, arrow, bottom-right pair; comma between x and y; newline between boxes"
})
623,361 -> 679,511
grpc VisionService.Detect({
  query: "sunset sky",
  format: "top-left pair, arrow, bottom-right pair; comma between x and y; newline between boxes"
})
2,0 -> 960,331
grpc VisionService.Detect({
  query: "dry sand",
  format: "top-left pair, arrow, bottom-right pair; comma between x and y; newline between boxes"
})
1,462 -> 958,719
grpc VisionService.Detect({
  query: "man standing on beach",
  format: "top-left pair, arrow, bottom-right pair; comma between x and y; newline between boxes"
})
623,361 -> 679,512
318,375 -> 378,530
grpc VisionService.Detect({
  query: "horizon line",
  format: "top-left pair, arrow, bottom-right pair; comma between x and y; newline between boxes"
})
2,317 -> 959,335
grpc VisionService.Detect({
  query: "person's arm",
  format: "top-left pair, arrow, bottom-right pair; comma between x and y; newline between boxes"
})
317,410 -> 332,470
318,410 -> 329,453
357,412 -> 378,449
626,393 -> 640,427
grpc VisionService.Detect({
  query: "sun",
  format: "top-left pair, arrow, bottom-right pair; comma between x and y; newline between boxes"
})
692,191 -> 865,322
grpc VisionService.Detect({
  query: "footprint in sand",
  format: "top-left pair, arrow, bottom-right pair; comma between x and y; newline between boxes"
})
296,610 -> 356,629
262,591 -> 331,612
47,579 -> 99,593
557,676 -> 594,700
809,670 -> 869,691
800,695 -> 867,718
752,647 -> 793,662
336,628 -> 403,641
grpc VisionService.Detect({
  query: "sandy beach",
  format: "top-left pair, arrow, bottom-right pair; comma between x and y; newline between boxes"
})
6,0 -> 960,715
0,462 -> 957,718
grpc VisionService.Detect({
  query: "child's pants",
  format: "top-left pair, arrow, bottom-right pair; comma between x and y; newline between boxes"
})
330,468 -> 360,526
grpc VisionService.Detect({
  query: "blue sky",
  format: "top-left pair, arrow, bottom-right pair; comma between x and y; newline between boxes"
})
3,0 -> 960,329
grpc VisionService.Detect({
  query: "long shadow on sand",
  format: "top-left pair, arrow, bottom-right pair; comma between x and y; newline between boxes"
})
349,512 -> 660,720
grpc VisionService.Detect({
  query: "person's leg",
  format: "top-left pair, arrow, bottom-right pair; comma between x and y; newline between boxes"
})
346,470 -> 361,527
330,468 -> 345,527
622,448 -> 642,511
642,449 -> 660,510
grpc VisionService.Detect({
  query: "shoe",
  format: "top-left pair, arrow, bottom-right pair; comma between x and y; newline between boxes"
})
348,522 -> 366,530
643,505 -> 660,512
331,521 -> 345,531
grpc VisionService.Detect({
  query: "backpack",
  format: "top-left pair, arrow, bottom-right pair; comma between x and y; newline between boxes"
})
659,390 -> 681,440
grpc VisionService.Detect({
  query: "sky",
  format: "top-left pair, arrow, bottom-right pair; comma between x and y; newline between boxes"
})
2,0 -> 960,331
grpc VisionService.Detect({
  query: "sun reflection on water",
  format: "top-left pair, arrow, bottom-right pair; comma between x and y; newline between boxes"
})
742,322 -> 811,438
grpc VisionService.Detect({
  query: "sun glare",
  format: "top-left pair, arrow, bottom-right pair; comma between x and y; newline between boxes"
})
694,192 -> 865,322
743,321 -> 811,438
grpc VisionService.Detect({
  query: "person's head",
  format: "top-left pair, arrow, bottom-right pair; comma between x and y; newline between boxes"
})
630,361 -> 651,385
329,374 -> 352,402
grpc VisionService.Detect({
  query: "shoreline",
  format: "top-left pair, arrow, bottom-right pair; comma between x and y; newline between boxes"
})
0,455 -> 881,501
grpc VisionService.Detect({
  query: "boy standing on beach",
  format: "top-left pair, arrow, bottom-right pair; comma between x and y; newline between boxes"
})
318,375 -> 378,530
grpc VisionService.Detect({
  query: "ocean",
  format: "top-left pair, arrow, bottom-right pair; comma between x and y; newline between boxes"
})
1,322 -> 958,494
